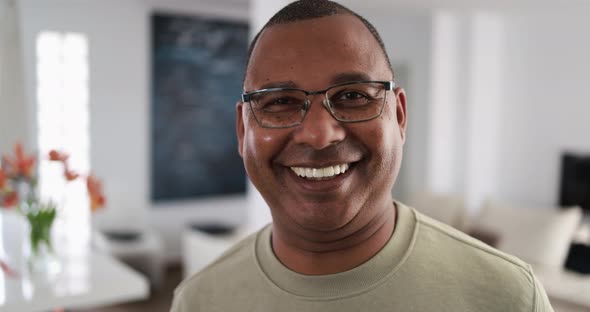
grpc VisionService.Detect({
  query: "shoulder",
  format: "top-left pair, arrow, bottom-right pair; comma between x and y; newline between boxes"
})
408,209 -> 551,310
415,210 -> 531,270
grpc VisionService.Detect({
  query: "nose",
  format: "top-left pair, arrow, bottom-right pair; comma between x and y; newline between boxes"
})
292,96 -> 346,149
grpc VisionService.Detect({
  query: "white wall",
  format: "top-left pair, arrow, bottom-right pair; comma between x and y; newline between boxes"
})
497,6 -> 590,208
0,0 -> 28,153
463,12 -> 504,212
424,4 -> 590,214
427,10 -> 505,213
427,11 -> 469,197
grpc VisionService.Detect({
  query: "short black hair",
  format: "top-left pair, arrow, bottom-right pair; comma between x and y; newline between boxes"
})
243,0 -> 394,85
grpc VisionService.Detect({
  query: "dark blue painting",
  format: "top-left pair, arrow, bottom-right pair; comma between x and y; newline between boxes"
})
151,13 -> 248,201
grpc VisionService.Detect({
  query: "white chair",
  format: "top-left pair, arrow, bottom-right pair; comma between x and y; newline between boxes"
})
93,229 -> 164,289
182,224 -> 246,279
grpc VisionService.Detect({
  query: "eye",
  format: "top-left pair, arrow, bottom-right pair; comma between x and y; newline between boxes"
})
255,95 -> 304,113
271,97 -> 295,105
339,91 -> 368,101
330,90 -> 371,108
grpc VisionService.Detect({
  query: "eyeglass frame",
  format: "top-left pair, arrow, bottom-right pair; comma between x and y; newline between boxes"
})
241,80 -> 395,129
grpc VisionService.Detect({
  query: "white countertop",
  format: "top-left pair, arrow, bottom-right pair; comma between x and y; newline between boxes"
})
0,210 -> 149,311
0,250 -> 149,312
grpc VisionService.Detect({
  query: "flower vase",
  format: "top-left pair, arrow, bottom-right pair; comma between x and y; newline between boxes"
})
25,208 -> 61,275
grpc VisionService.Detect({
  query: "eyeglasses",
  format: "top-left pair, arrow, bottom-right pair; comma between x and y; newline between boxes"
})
241,80 -> 394,128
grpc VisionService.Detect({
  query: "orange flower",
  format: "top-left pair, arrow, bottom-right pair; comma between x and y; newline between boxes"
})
91,194 -> 106,213
64,168 -> 79,181
63,162 -> 79,181
0,259 -> 18,278
48,150 -> 78,181
2,143 -> 36,179
48,150 -> 69,162
87,175 -> 106,212
0,168 -> 6,189
2,191 -> 18,208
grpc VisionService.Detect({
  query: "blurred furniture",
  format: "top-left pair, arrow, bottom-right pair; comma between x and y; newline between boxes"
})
0,211 -> 149,311
559,152 -> 590,215
182,223 -> 244,279
473,200 -> 582,269
408,192 -> 468,231
93,229 -> 164,289
0,251 -> 149,312
565,243 -> 590,274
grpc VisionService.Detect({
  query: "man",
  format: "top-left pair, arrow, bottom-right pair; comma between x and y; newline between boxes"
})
171,1 -> 554,311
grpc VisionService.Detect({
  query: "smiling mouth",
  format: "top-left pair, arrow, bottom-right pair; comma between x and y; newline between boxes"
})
290,163 -> 351,180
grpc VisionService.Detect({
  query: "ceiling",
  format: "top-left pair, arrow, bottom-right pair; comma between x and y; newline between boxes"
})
340,0 -> 590,12
176,0 -> 590,11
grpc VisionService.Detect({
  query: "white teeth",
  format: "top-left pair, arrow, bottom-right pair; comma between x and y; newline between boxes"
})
298,168 -> 305,176
290,164 -> 351,179
324,166 -> 334,177
312,168 -> 319,178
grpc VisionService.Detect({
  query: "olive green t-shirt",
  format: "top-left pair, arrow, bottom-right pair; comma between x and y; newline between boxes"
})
171,202 -> 553,311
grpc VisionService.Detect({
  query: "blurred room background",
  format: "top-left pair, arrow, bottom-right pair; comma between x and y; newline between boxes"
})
1,0 -> 589,311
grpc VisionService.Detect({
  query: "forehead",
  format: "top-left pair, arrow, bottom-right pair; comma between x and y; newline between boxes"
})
245,14 -> 391,90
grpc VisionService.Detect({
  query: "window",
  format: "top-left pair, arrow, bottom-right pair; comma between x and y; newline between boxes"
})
36,31 -> 90,250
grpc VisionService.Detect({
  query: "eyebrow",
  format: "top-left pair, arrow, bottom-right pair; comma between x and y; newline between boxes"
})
258,80 -> 298,89
253,72 -> 376,91
330,72 -> 374,85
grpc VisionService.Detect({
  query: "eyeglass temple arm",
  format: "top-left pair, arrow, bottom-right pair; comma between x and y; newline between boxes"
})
384,81 -> 394,91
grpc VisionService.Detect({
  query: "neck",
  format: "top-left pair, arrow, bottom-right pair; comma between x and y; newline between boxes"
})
271,202 -> 397,275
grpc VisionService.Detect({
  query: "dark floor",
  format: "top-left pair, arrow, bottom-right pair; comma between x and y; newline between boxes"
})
75,266 -> 182,312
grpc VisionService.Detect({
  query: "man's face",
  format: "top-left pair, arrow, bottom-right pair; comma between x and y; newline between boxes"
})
237,15 -> 407,235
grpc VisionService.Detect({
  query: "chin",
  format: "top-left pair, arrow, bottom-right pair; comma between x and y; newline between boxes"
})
287,201 -> 360,233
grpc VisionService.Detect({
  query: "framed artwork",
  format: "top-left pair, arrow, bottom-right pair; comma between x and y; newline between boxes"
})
151,13 -> 248,201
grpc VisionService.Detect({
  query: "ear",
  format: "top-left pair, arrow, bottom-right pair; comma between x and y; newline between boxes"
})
236,101 -> 245,158
393,87 -> 407,143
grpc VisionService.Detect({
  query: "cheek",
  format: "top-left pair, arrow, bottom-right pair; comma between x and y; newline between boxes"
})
372,106 -> 403,171
243,124 -> 287,173
382,102 -> 403,145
